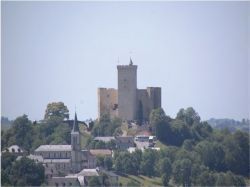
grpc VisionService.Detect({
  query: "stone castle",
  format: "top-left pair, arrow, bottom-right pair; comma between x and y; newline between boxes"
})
98,59 -> 161,121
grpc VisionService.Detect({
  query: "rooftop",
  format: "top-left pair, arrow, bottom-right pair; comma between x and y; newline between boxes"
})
78,168 -> 99,176
94,136 -> 115,142
35,145 -> 71,152
89,149 -> 112,156
43,158 -> 71,163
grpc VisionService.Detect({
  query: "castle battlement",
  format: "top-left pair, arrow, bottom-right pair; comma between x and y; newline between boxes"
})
98,60 -> 161,121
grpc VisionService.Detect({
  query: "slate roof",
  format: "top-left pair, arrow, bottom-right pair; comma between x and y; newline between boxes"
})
94,136 -> 115,142
43,159 -> 71,163
72,113 -> 79,132
35,145 -> 71,152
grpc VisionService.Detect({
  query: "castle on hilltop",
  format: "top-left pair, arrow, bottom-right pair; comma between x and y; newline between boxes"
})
98,59 -> 161,121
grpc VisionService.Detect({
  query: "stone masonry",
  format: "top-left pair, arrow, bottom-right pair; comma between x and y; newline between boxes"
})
98,59 -> 161,121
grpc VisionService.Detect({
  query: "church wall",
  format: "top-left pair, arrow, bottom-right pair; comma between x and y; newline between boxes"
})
98,88 -> 118,119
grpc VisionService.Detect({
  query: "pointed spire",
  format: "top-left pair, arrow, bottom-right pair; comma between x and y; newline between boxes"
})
72,112 -> 79,132
129,57 -> 133,65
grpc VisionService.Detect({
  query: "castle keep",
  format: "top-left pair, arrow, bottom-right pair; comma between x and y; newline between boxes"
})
98,59 -> 161,121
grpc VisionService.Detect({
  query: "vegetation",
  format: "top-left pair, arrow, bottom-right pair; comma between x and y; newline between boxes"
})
91,114 -> 122,136
1,102 -> 72,152
1,153 -> 45,186
1,101 -> 249,186
207,118 -> 249,132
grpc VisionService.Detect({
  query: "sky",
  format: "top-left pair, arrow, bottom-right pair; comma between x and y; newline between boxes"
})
1,1 -> 250,121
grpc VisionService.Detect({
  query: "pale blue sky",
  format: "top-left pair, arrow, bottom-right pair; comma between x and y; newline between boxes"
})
2,2 -> 249,121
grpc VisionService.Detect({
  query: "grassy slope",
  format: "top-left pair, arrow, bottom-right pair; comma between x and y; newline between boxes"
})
118,174 -> 162,186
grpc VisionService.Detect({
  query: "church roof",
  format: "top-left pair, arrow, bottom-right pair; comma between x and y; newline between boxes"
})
93,136 -> 115,142
72,112 -> 79,132
35,145 -> 71,152
89,149 -> 112,156
43,158 -> 71,163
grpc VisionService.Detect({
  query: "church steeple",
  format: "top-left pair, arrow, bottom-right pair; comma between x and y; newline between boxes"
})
72,112 -> 79,132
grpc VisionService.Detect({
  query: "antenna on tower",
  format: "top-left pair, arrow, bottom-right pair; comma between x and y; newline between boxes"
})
117,57 -> 120,65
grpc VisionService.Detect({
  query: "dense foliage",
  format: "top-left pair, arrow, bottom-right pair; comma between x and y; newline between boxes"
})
1,153 -> 45,186
1,103 -> 249,186
113,107 -> 249,186
1,102 -> 72,152
91,114 -> 122,136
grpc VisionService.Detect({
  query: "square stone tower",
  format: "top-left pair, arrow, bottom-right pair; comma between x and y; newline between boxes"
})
117,60 -> 137,121
97,58 -> 161,122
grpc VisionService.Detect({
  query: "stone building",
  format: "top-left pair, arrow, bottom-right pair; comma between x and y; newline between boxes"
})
98,59 -> 161,121
19,113 -> 115,186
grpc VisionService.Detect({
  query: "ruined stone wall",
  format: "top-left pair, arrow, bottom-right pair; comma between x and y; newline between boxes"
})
147,87 -> 161,109
137,87 -> 161,121
97,88 -> 118,119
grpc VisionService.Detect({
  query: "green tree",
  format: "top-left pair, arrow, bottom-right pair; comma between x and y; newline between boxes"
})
158,158 -> 172,186
91,114 -> 122,137
195,141 -> 225,172
88,176 -> 102,186
140,149 -> 157,176
195,171 -> 216,186
173,159 -> 192,187
215,171 -> 246,186
104,157 -> 113,170
10,157 -> 45,186
223,131 -> 249,176
44,102 -> 69,121
11,115 -> 33,151
176,107 -> 200,126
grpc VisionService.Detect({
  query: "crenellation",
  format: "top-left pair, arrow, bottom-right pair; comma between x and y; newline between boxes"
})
98,59 -> 161,122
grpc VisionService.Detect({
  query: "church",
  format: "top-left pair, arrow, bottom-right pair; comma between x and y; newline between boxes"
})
20,113 -> 116,186
98,59 -> 161,121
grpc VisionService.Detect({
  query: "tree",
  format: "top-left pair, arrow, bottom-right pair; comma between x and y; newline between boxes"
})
11,115 -> 33,151
104,157 -> 113,170
91,114 -> 122,137
44,102 -> 69,121
88,176 -> 102,186
149,108 -> 172,143
158,158 -> 172,186
176,107 -> 200,126
215,171 -> 246,186
223,131 -> 249,176
10,157 -> 45,186
170,119 -> 191,146
195,141 -> 226,172
173,159 -> 192,187
150,108 -> 167,133
140,149 -> 157,176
